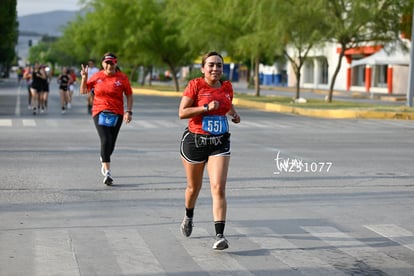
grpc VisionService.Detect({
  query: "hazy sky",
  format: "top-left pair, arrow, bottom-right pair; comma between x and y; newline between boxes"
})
17,0 -> 81,16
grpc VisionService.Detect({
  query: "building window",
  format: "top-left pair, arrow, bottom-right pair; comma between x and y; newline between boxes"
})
303,59 -> 314,83
373,65 -> 387,88
319,58 -> 329,84
352,65 -> 365,86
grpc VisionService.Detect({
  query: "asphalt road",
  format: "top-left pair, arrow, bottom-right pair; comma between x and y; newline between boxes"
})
1,78 -> 414,275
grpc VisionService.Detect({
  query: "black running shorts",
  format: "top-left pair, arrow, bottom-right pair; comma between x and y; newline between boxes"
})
180,128 -> 230,164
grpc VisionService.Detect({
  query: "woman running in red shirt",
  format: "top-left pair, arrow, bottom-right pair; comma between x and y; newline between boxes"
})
179,51 -> 241,250
79,52 -> 133,185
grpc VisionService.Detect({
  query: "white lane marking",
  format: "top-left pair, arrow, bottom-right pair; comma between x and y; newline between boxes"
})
0,119 -> 12,126
236,226 -> 347,276
302,226 -> 414,276
134,120 -> 157,128
365,224 -> 414,252
34,230 -> 80,276
22,119 -> 36,127
105,229 -> 166,275
173,227 -> 254,276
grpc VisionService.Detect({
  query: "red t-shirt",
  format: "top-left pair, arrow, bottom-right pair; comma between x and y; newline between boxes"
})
183,77 -> 233,134
69,72 -> 76,84
87,70 -> 133,117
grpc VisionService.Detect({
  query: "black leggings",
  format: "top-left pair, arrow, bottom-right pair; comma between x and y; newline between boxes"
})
93,114 -> 123,163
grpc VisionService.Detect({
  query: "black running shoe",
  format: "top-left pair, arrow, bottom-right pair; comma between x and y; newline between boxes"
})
212,234 -> 229,250
180,216 -> 193,237
103,172 -> 113,185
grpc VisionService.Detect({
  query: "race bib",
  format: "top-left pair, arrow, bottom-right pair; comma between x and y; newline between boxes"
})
98,111 -> 119,127
202,115 -> 229,135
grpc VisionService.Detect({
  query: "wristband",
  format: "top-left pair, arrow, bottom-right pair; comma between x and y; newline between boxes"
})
203,104 -> 209,112
126,110 -> 133,115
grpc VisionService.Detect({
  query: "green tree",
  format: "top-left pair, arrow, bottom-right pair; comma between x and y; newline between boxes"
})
52,0 -> 195,91
0,0 -> 18,77
230,0 -> 284,96
123,0 -> 196,90
174,0 -> 283,96
323,0 -> 414,102
48,0 -> 413,100
47,1 -> 131,78
28,40 -> 51,64
276,0 -> 329,99
51,15 -> 99,66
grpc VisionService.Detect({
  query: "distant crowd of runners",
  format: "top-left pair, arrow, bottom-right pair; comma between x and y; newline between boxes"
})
20,62 -> 87,115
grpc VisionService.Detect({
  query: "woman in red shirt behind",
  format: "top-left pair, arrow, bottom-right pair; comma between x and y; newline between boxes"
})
179,51 -> 241,250
79,52 -> 133,186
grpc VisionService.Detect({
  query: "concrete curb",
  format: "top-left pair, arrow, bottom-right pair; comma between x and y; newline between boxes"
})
134,88 -> 182,97
133,88 -> 414,120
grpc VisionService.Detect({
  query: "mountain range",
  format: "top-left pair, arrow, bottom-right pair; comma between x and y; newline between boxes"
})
18,10 -> 79,37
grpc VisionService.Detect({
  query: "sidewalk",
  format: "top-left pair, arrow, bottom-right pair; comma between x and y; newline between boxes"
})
231,81 -> 407,105
137,80 -> 414,120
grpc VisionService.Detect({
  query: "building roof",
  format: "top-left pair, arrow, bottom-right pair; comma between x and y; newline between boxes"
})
351,46 -> 410,67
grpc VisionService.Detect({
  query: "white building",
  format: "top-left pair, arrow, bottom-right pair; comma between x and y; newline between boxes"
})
261,40 -> 410,95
